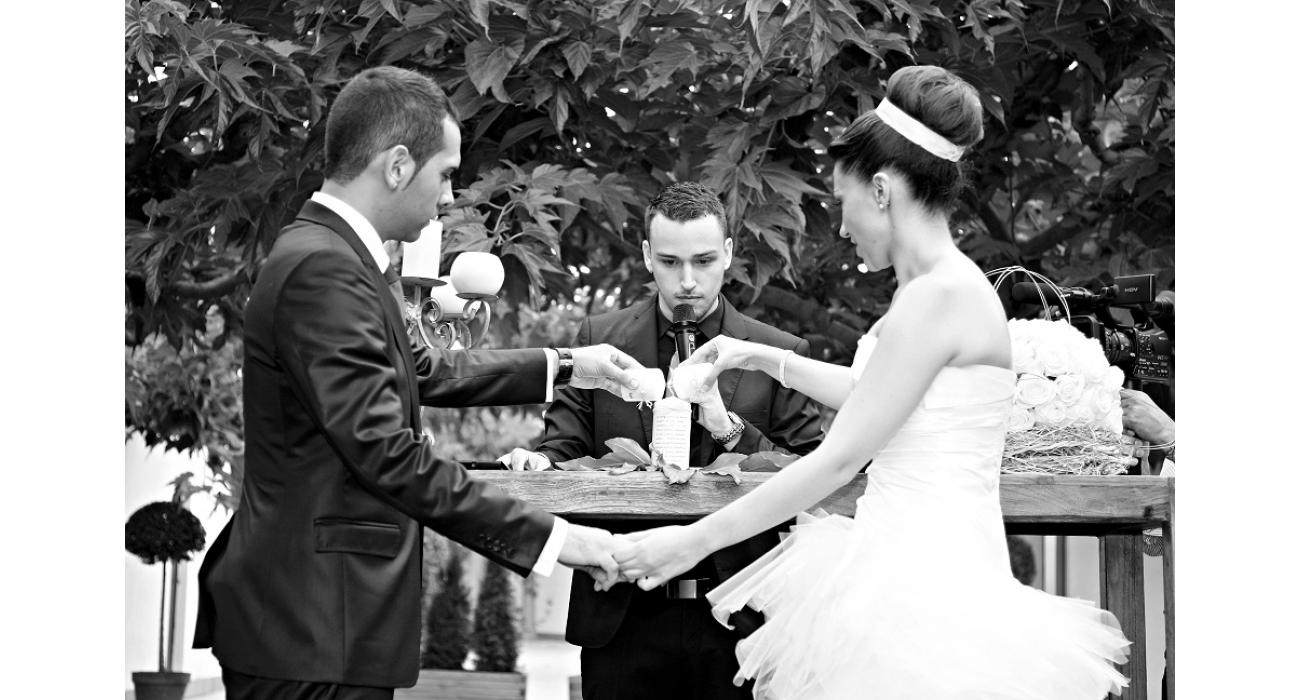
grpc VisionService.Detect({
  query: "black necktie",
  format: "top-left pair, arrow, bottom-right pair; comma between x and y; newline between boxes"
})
383,264 -> 405,309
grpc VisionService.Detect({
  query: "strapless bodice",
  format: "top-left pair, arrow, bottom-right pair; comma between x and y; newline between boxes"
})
850,335 -> 1015,495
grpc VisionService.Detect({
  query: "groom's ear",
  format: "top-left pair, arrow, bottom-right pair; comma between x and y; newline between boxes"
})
378,145 -> 415,191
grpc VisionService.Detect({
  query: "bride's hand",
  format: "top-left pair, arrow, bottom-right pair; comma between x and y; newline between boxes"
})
613,525 -> 710,590
680,337 -> 766,390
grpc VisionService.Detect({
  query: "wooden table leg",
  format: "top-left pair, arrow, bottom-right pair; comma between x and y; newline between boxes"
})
1101,534 -> 1147,700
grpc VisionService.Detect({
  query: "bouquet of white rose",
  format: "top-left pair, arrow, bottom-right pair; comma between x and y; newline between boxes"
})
990,268 -> 1135,476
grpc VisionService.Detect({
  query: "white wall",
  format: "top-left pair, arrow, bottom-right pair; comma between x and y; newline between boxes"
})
125,435 -> 231,691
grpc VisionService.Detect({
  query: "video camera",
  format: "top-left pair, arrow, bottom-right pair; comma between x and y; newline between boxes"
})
1010,274 -> 1174,417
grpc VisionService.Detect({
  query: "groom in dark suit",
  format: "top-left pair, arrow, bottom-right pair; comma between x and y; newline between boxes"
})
502,182 -> 824,700
193,66 -> 642,700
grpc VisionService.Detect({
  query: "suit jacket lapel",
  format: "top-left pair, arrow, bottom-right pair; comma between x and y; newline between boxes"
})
615,298 -> 660,446
717,298 -> 753,409
295,201 -> 422,429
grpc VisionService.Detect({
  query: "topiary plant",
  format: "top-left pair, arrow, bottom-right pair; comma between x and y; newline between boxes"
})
125,496 -> 206,673
422,547 -> 471,670
470,562 -> 519,673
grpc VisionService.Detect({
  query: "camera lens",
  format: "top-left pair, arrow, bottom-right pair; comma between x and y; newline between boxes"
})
1100,327 -> 1135,366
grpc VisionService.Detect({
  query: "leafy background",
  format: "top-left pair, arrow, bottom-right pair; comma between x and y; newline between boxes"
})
125,0 -> 1173,502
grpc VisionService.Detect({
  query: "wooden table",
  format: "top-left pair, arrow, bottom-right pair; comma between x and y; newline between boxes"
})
475,471 -> 1175,700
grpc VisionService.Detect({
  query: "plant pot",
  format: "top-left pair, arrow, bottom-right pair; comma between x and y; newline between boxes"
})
396,669 -> 526,699
131,671 -> 190,700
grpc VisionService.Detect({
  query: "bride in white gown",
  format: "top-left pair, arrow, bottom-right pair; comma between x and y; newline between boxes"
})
612,66 -> 1131,699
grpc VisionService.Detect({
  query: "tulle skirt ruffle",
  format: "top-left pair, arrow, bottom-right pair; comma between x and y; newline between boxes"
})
707,510 -> 1131,700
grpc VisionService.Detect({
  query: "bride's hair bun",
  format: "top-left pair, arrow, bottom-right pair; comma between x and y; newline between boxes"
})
886,66 -> 984,150
829,65 -> 984,213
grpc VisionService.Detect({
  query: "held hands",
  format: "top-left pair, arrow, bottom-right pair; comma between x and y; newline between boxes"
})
612,526 -> 709,591
558,524 -> 621,588
570,344 -> 645,396
563,526 -> 711,592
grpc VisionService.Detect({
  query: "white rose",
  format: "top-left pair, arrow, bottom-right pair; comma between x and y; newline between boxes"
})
1087,384 -> 1117,420
1011,337 -> 1040,375
1015,375 -> 1057,407
1104,407 -> 1124,434
1079,343 -> 1109,382
1008,405 -> 1035,432
1054,374 -> 1086,405
1066,403 -> 1093,426
1037,400 -> 1068,426
1102,366 -> 1125,391
1037,345 -> 1072,377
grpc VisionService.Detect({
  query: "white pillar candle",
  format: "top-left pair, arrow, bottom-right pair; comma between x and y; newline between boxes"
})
401,220 -> 443,282
450,251 -> 505,297
652,397 -> 692,469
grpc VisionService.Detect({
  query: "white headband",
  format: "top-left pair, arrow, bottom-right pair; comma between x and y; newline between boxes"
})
873,98 -> 965,162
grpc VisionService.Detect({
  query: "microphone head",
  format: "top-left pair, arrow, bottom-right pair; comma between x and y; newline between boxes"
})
672,303 -> 696,324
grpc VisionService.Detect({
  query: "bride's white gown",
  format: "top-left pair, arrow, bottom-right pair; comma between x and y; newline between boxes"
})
708,336 -> 1131,699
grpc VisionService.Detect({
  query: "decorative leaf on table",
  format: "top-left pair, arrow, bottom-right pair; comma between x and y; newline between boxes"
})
605,437 -> 652,466
738,451 -> 798,472
661,462 -> 697,484
651,447 -> 696,484
554,455 -> 624,471
608,463 -> 640,476
701,453 -> 746,485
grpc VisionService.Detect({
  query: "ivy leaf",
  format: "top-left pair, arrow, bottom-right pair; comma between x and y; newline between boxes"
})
608,463 -> 641,475
464,37 -> 522,100
738,451 -> 798,472
562,40 -> 593,78
468,0 -> 491,32
604,437 -> 652,466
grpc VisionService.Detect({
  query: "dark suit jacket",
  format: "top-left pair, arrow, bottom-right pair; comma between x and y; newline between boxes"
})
193,200 -> 557,688
536,296 -> 824,647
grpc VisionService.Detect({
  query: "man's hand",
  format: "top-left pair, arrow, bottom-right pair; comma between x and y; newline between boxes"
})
498,448 -> 552,471
558,524 -> 621,590
1120,388 -> 1174,445
569,344 -> 645,396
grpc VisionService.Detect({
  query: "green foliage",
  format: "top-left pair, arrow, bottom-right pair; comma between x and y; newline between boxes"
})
422,547 -> 472,670
125,0 -> 1174,500
125,500 -> 207,565
470,562 -> 520,672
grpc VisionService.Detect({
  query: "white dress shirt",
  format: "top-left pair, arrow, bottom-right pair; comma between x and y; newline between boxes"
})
310,192 -> 569,576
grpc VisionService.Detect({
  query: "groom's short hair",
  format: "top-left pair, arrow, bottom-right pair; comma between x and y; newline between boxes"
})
643,181 -> 730,243
324,66 -> 459,184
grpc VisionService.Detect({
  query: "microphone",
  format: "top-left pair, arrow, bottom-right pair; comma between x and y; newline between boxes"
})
671,303 -> 699,363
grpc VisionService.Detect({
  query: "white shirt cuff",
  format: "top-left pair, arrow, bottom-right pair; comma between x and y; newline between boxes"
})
530,517 -> 568,577
542,348 -> 557,403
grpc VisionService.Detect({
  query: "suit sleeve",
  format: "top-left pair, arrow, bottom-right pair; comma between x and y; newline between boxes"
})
532,318 -> 598,463
408,331 -> 550,407
730,338 -> 824,456
273,249 -> 554,576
